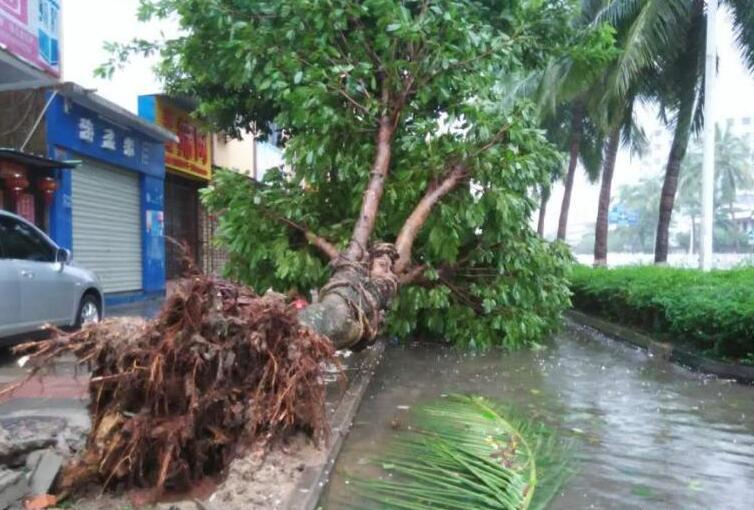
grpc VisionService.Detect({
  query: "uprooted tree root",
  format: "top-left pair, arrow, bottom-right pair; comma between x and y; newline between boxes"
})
12,275 -> 340,498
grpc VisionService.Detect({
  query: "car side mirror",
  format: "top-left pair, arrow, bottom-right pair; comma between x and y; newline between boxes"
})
56,247 -> 71,265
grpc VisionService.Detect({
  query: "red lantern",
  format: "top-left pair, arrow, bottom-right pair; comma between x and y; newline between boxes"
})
38,177 -> 58,206
5,173 -> 29,202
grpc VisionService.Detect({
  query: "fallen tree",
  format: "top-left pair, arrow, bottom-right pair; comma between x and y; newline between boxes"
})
29,0 -> 608,496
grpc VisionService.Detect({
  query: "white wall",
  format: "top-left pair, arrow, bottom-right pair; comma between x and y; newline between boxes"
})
213,132 -> 256,177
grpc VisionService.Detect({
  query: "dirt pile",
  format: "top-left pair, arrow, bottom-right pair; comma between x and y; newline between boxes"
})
13,275 -> 338,499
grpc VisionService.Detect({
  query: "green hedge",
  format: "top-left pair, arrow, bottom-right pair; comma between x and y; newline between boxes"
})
570,265 -> 754,360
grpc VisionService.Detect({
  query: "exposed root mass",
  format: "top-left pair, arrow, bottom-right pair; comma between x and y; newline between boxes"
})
14,275 -> 338,497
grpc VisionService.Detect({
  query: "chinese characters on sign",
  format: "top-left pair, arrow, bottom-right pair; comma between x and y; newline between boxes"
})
123,137 -> 136,158
0,0 -> 61,77
78,117 -> 94,144
77,116 -> 145,160
101,129 -> 116,151
155,98 -> 212,181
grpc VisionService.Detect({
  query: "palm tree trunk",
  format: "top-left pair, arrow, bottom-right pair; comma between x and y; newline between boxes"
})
537,190 -> 549,236
557,103 -> 584,241
594,127 -> 621,267
654,97 -> 695,263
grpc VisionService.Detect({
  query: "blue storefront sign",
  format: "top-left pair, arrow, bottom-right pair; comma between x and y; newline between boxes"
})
45,91 -> 169,303
608,204 -> 639,227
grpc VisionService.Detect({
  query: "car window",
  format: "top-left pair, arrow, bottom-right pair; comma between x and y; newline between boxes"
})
0,216 -> 55,262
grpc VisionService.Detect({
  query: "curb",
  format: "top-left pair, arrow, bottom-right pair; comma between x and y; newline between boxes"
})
289,339 -> 386,510
566,310 -> 754,384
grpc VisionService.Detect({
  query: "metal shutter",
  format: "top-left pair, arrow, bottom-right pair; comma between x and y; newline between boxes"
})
72,160 -> 142,293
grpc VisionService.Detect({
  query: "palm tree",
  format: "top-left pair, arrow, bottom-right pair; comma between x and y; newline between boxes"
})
535,0 -> 615,242
600,0 -> 754,263
556,107 -> 604,241
677,126 -> 754,251
593,126 -> 621,264
716,127 -> 754,224
590,69 -> 648,265
537,104 -> 604,241
651,5 -> 705,263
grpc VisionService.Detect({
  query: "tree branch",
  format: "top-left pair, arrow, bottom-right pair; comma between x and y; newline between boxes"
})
394,164 -> 469,273
344,112 -> 396,261
344,65 -> 422,262
399,264 -> 427,285
473,125 -> 509,156
262,210 -> 340,260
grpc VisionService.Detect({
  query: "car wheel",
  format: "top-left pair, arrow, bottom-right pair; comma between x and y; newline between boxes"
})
75,295 -> 102,328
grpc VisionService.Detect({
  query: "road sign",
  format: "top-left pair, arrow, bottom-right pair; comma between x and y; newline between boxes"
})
609,205 -> 639,227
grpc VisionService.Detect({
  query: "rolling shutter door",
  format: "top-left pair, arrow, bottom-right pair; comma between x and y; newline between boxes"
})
72,160 -> 142,293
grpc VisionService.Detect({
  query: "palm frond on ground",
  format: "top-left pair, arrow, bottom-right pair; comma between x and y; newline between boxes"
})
348,395 -> 574,510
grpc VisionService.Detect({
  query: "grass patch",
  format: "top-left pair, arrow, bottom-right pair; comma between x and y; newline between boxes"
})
570,265 -> 754,360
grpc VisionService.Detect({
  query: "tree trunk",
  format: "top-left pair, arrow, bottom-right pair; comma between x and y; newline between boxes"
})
689,215 -> 695,255
654,97 -> 694,264
593,126 -> 621,267
537,191 -> 548,237
557,103 -> 584,242
298,244 -> 399,350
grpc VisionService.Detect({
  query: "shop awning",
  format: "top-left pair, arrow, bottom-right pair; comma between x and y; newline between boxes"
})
0,148 -> 77,170
58,83 -> 179,144
0,51 -> 57,93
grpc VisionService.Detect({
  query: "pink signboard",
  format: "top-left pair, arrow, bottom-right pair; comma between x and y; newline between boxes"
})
0,0 -> 61,77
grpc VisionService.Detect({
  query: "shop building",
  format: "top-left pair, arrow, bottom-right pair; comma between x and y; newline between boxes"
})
41,84 -> 176,303
139,95 -> 212,280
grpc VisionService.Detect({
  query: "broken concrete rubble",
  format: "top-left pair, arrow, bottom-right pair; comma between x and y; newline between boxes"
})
0,469 -> 28,510
0,418 -> 64,467
26,451 -> 63,496
0,417 -> 86,468
0,416 -> 84,510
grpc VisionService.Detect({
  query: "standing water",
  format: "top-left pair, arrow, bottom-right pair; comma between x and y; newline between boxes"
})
321,321 -> 754,509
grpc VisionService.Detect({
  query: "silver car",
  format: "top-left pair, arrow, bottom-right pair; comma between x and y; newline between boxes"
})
0,210 -> 104,341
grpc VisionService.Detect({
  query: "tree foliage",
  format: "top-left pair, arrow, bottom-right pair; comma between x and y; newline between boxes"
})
109,0 -> 606,349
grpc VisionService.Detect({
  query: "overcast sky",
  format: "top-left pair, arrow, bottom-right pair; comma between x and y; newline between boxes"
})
61,0 -> 176,113
61,1 -> 754,242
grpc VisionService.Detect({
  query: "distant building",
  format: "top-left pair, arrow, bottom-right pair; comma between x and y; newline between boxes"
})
0,0 -> 60,92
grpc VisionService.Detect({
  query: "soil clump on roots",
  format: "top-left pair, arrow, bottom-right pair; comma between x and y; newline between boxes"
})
13,275 -> 339,502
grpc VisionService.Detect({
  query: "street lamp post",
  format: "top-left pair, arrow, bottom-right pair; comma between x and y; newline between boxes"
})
700,0 -> 718,271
